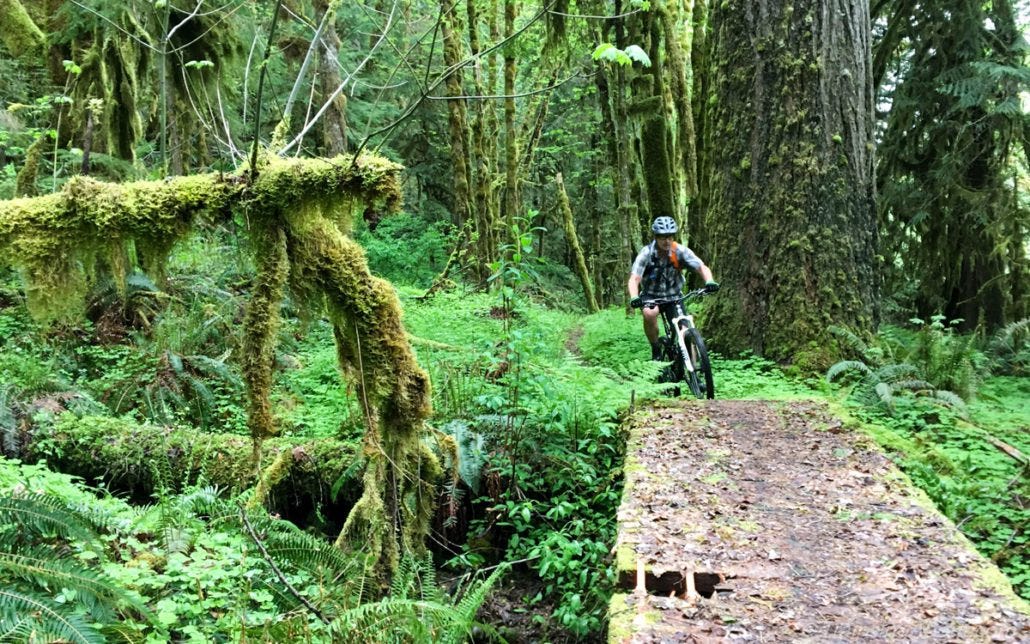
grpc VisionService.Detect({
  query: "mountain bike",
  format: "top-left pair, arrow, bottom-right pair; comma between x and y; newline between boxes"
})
636,289 -> 715,399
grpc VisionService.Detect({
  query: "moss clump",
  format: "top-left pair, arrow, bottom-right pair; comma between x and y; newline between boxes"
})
0,0 -> 45,58
14,133 -> 44,198
0,173 -> 233,322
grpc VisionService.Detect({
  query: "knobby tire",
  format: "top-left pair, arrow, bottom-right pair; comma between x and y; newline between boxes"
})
678,322 -> 715,399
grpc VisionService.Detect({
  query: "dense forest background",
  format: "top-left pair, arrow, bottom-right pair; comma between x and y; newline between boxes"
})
0,0 -> 1028,641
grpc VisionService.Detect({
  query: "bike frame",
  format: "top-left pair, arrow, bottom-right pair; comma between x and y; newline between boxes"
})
644,289 -> 706,375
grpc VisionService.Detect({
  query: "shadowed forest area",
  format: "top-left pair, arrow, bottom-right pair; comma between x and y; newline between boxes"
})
0,0 -> 1027,641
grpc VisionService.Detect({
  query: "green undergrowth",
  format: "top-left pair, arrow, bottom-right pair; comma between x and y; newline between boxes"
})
2,219 -> 1027,639
823,318 -> 1029,601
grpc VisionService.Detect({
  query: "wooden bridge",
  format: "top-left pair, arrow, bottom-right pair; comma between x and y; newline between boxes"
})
608,400 -> 1029,642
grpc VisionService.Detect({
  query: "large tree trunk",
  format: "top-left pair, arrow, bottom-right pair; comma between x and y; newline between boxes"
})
700,0 -> 878,368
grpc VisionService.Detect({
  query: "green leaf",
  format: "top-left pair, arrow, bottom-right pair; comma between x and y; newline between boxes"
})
624,45 -> 651,67
591,43 -> 616,62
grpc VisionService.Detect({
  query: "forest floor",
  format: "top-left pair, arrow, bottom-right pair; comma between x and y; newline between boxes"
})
610,399 -> 1030,642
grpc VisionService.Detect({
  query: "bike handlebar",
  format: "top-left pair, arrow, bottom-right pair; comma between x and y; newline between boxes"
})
633,288 -> 711,309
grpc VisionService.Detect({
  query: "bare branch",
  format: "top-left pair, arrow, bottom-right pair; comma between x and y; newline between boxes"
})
424,69 -> 583,100
238,504 -> 330,624
277,0 -> 401,156
352,0 -> 560,162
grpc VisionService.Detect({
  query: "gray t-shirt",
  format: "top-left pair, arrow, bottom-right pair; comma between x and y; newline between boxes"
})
630,242 -> 703,298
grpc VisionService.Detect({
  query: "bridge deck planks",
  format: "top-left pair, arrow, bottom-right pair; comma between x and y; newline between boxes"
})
609,400 -> 1029,642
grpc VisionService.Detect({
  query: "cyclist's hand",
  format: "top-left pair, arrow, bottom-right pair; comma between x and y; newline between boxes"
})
704,280 -> 720,293
630,296 -> 643,309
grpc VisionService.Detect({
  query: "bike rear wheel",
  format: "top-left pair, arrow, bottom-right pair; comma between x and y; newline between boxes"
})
677,322 -> 715,399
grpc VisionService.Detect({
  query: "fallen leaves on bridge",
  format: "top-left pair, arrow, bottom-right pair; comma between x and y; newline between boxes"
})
610,400 -> 1029,642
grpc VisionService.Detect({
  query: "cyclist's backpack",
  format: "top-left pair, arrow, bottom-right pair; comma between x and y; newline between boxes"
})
643,241 -> 680,286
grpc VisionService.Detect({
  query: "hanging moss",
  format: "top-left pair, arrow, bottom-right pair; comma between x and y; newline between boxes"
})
246,447 -> 293,510
0,153 -> 437,576
14,134 -> 45,198
281,204 -> 435,571
0,173 -> 233,321
240,223 -> 289,462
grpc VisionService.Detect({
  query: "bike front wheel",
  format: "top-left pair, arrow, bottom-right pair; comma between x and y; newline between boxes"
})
677,322 -> 715,399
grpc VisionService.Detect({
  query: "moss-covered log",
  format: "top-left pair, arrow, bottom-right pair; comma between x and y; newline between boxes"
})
0,153 -> 436,574
14,415 -> 362,520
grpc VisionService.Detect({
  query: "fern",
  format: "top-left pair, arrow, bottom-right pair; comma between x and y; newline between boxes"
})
874,381 -> 895,408
826,360 -> 871,382
874,363 -> 921,383
987,318 -> 1030,375
330,554 -> 507,643
0,551 -> 144,621
828,325 -> 871,359
927,390 -> 968,416
0,493 -> 105,552
0,588 -> 104,644
0,493 -> 155,641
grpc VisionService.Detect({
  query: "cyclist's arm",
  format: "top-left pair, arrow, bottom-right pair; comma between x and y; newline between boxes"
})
695,262 -> 714,284
628,273 -> 642,298
628,246 -> 650,298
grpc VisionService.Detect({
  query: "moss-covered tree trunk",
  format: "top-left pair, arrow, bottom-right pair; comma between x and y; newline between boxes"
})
659,2 -> 697,205
501,0 -> 519,229
467,0 -> 499,280
0,0 -> 45,58
441,0 -> 473,227
689,0 -> 710,250
556,172 -> 599,312
700,0 -> 878,367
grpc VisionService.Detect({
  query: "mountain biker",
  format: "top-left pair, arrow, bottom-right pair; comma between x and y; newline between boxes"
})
628,216 -> 719,360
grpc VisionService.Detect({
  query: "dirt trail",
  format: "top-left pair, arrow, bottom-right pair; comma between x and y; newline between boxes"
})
610,400 -> 1029,642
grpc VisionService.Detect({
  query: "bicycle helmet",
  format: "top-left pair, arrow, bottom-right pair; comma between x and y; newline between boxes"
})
651,216 -> 678,236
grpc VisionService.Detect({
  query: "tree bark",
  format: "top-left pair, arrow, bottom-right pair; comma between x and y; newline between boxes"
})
556,172 -> 599,312
467,0 -> 498,278
701,0 -> 878,367
441,0 -> 472,225
317,0 -> 349,156
502,0 -> 519,228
